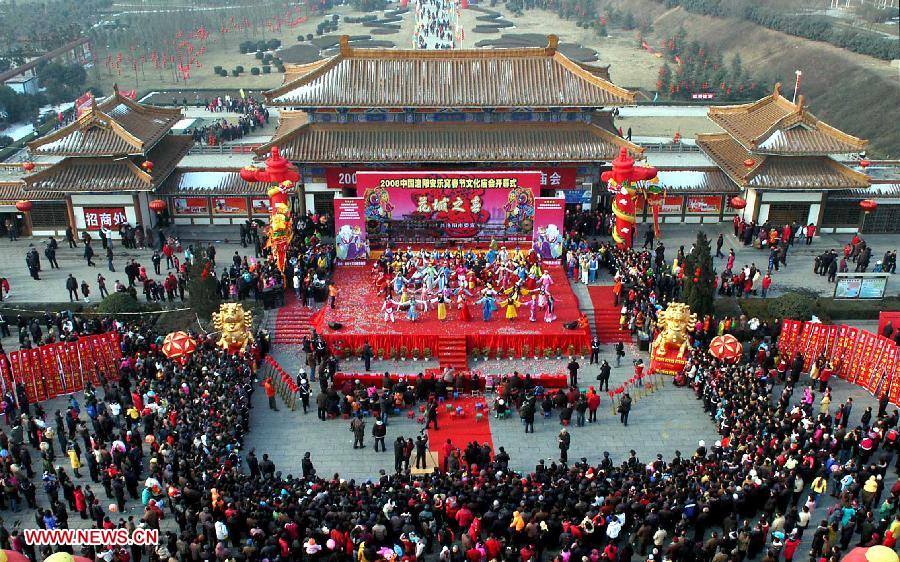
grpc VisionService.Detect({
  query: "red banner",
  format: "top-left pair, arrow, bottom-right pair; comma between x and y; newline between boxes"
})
532,198 -> 565,260
334,197 -> 366,262
171,197 -> 210,216
82,207 -> 128,231
356,170 -> 542,240
212,197 -> 248,215
685,195 -> 723,215
326,167 -> 578,190
250,197 -> 271,216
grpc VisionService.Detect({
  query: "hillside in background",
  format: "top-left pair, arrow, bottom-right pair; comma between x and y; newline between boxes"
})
597,0 -> 900,157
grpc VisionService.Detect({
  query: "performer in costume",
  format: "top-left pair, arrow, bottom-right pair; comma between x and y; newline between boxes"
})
544,292 -> 557,323
381,297 -> 397,323
526,293 -> 539,322
435,294 -> 448,321
475,292 -> 497,322
457,293 -> 472,322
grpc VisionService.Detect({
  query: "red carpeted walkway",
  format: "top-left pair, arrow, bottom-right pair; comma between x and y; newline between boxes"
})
587,285 -> 634,343
427,397 -> 493,466
273,293 -> 324,345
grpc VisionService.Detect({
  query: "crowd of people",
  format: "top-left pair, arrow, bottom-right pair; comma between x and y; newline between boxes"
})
0,304 -> 895,562
414,0 -> 455,49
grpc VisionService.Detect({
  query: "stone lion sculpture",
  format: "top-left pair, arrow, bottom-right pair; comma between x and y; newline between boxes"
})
212,302 -> 254,353
652,302 -> 697,359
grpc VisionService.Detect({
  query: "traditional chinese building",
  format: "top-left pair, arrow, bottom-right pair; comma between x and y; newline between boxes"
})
254,35 -> 643,219
19,86 -> 193,237
696,83 -> 872,229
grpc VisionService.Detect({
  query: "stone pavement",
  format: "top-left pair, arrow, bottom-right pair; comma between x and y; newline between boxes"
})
0,237 -> 256,305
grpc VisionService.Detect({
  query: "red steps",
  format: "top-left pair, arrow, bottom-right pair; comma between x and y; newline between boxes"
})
274,306 -> 318,345
438,335 -> 468,369
587,285 -> 634,344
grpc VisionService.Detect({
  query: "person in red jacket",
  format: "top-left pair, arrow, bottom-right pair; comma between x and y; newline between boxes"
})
806,223 -> 817,245
761,273 -> 773,298
264,377 -> 278,411
783,533 -> 801,562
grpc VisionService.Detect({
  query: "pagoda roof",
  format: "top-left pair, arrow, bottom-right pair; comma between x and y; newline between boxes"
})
159,167 -> 268,196
265,35 -> 634,109
696,133 -> 869,190
255,118 -> 642,164
23,135 -> 193,193
0,181 -> 65,203
707,83 -> 868,156
28,87 -> 183,157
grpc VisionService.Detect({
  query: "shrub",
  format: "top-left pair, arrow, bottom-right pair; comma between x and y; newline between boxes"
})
186,249 -> 221,319
213,65 -> 223,73
307,33 -> 314,41
251,67 -> 260,75
266,39 -> 281,50
94,292 -> 147,314
235,65 -> 244,73
231,70 -> 239,77
766,290 -> 818,322
262,66 -> 271,74
255,51 -> 264,60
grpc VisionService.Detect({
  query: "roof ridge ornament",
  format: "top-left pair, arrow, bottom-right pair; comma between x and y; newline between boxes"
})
546,35 -> 559,56
339,35 -> 352,57
796,94 -> 804,115
773,82 -> 782,97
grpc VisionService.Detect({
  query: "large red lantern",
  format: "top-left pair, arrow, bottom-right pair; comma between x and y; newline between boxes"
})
709,334 -> 743,363
21,162 -> 35,172
859,199 -> 878,214
15,200 -> 32,212
149,199 -> 167,213
730,196 -> 747,210
162,331 -> 197,365
142,160 -> 154,172
859,159 -> 871,169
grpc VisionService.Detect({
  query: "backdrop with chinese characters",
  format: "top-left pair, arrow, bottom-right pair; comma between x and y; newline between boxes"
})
355,170 -> 543,242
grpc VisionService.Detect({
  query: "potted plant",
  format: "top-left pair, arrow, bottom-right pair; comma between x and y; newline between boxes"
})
377,348 -> 385,360
521,344 -> 530,359
423,348 -> 432,360
543,347 -> 554,359
566,344 -> 576,357
555,347 -> 563,359
390,348 -> 399,361
411,348 -> 420,361
472,348 -> 482,361
399,346 -> 408,360
508,348 -> 516,359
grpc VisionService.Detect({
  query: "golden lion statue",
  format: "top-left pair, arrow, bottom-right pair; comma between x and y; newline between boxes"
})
212,302 -> 254,353
652,302 -> 697,359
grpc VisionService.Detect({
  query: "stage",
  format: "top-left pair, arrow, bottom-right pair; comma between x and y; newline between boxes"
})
312,263 -> 590,360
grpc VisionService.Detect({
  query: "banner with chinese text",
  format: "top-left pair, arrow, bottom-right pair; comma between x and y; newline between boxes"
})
82,207 -> 127,231
212,197 -> 249,215
171,197 -> 210,216
355,171 -> 542,240
333,197 -> 367,262
327,166 -> 577,191
532,197 -> 565,260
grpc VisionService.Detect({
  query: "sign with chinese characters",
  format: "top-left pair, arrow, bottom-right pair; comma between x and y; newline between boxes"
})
333,197 -> 367,262
685,195 -> 723,214
355,170 -> 541,240
81,207 -> 127,231
636,195 -> 684,215
250,197 -> 271,216
325,167 -> 577,190
532,198 -> 565,260
171,197 -> 210,216
212,197 -> 248,215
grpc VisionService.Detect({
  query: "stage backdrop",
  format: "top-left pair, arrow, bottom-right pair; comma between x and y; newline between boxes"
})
333,197 -> 367,261
533,197 -> 565,260
355,171 -> 542,241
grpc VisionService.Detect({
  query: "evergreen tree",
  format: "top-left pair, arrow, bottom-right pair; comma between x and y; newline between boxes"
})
657,64 -> 672,92
680,232 -> 716,317
187,249 -> 221,320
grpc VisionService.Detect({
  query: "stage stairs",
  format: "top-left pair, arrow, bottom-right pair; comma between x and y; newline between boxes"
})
589,286 -> 634,344
438,335 -> 468,370
273,304 -> 319,345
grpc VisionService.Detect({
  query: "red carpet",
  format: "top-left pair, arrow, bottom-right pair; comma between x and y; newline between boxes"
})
427,397 -> 493,466
315,263 -> 590,357
587,285 -> 634,343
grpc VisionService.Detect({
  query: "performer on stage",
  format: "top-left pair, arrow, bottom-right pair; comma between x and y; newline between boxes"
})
381,296 -> 397,323
457,293 -> 472,322
435,294 -> 448,321
475,291 -> 498,322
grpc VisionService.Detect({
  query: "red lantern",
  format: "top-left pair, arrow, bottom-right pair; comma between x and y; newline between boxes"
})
149,199 -> 167,213
142,160 -> 154,172
162,331 -> 197,365
859,199 -> 878,214
709,334 -> 743,363
730,196 -> 747,210
15,200 -> 32,212
21,162 -> 35,172
239,165 -> 259,182
743,158 -> 756,168
859,159 -> 871,169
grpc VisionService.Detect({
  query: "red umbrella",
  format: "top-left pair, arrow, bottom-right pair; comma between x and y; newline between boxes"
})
709,334 -> 743,362
162,331 -> 197,365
